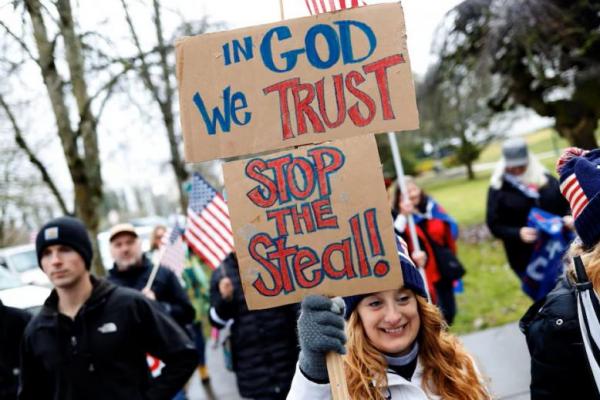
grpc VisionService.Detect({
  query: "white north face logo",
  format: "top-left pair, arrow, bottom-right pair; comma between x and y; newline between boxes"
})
97,322 -> 118,334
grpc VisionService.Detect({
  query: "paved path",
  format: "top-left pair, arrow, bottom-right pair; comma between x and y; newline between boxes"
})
461,322 -> 530,400
188,322 -> 531,399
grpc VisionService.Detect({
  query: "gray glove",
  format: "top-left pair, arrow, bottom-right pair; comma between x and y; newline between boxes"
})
297,295 -> 347,382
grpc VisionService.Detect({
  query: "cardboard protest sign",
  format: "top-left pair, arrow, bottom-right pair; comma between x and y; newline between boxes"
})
223,135 -> 402,310
176,3 -> 418,162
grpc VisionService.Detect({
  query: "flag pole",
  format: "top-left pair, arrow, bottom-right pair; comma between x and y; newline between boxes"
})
144,246 -> 165,291
279,0 -> 284,20
387,132 -> 431,300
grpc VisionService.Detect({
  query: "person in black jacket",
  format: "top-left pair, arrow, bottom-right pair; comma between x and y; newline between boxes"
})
107,223 -> 195,328
486,137 -> 571,278
0,300 -> 31,400
520,148 -> 600,399
209,253 -> 299,400
19,216 -> 197,400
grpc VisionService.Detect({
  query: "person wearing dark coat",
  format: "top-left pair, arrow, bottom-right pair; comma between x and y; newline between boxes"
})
520,148 -> 600,399
20,216 -> 197,400
209,253 -> 299,400
0,300 -> 31,400
486,138 -> 571,277
107,223 -> 195,328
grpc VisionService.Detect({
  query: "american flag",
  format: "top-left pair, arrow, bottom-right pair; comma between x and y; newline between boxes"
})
184,173 -> 234,270
304,0 -> 366,15
158,224 -> 186,277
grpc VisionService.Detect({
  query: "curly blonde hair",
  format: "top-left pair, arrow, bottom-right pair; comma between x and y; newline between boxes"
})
567,240 -> 600,290
344,295 -> 490,400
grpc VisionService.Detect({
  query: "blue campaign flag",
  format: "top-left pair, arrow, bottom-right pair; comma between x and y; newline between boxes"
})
522,208 -> 575,301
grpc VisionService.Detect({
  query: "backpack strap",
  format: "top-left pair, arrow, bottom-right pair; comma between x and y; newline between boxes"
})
573,256 -> 600,392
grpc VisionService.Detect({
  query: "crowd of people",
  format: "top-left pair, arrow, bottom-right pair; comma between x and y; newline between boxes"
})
0,143 -> 599,399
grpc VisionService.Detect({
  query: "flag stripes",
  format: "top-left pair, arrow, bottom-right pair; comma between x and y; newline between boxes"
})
184,173 -> 234,269
304,0 -> 365,15
560,174 -> 589,218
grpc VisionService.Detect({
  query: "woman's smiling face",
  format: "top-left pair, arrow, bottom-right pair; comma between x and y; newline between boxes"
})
356,288 -> 420,356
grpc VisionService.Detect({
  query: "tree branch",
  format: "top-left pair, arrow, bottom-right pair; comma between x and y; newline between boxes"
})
0,94 -> 70,214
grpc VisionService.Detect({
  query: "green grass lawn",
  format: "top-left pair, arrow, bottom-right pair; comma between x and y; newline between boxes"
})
452,240 -> 531,334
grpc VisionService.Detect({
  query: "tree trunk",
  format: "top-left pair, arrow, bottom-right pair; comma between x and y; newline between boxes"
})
56,0 -> 105,276
26,0 -> 105,276
465,161 -> 475,180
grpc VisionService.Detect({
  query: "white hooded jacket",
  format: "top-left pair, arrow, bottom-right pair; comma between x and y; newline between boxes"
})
286,359 -> 442,400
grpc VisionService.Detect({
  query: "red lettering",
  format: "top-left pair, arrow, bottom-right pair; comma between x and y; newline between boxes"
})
287,158 -> 316,199
263,78 -> 299,140
312,198 -> 338,229
362,54 -> 405,120
266,208 -> 292,236
246,159 -> 278,208
308,147 -> 345,198
266,155 -> 292,204
350,214 -> 371,277
267,237 -> 297,293
249,233 -> 284,296
290,203 -> 316,234
322,239 -> 355,279
294,248 -> 321,288
292,82 -> 325,135
316,74 -> 346,128
345,70 -> 376,127
364,208 -> 382,255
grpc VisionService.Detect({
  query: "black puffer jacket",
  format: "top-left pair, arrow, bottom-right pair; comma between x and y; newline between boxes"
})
19,277 -> 198,400
0,300 -> 31,400
486,173 -> 569,275
209,254 -> 299,399
520,277 -> 600,399
108,254 -> 195,327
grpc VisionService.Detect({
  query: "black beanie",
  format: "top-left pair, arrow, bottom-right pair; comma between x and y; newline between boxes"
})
36,216 -> 93,269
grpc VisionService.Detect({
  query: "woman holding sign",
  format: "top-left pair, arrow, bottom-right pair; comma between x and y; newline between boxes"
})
287,238 -> 489,400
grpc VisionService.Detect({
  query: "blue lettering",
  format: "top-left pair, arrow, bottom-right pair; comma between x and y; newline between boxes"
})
260,26 -> 304,73
335,20 -> 376,64
305,24 -> 340,69
193,86 -> 252,135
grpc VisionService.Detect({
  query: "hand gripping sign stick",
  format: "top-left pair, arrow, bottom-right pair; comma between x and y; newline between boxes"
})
387,132 -> 431,301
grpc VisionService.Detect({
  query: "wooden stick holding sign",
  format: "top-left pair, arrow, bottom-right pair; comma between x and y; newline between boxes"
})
274,1 -> 348,395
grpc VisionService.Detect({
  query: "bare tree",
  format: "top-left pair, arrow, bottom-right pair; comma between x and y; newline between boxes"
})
21,0 -> 107,274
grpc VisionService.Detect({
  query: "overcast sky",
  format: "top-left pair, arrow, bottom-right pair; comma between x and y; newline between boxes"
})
2,0 -> 465,216
178,0 -> 463,76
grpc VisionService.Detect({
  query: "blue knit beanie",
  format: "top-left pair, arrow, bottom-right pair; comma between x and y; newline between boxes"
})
343,236 -> 427,319
556,147 -> 600,248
